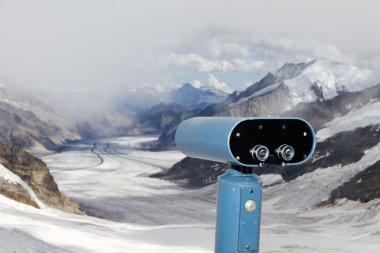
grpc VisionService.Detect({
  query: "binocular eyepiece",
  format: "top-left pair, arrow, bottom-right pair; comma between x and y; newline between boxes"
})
250,145 -> 270,162
277,144 -> 295,162
175,117 -> 316,167
250,144 -> 295,163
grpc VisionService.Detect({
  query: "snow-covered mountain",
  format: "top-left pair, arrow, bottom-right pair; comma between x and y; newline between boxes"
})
169,83 -> 228,109
155,59 -> 380,206
0,87 -> 80,151
253,59 -> 378,108
131,83 -> 228,136
216,59 -> 379,116
117,82 -> 228,117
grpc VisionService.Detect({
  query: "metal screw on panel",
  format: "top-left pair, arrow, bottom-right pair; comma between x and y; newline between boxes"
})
236,156 -> 241,160
246,245 -> 251,250
236,132 -> 241,137
249,188 -> 254,194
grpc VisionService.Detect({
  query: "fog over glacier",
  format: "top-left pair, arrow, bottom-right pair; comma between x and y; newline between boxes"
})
1,0 -> 380,114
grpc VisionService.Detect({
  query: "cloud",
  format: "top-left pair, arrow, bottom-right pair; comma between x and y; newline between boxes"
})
207,74 -> 232,93
190,80 -> 202,89
205,39 -> 250,59
0,0 -> 380,114
248,37 -> 354,64
168,53 -> 267,73
168,53 -> 236,72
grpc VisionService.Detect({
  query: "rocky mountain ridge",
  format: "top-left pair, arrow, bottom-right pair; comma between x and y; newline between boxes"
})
0,140 -> 82,213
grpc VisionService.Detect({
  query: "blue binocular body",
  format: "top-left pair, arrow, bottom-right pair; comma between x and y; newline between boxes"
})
175,117 -> 316,253
175,117 -> 316,167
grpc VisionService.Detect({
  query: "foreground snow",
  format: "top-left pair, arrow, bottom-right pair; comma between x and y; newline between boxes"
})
0,136 -> 379,252
0,195 -> 213,253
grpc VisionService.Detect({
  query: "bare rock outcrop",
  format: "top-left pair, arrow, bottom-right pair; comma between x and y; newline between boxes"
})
0,141 -> 82,214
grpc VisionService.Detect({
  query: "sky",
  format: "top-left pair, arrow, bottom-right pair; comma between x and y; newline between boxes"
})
1,0 -> 380,112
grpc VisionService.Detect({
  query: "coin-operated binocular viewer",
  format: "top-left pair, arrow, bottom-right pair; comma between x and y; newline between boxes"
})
175,117 -> 316,253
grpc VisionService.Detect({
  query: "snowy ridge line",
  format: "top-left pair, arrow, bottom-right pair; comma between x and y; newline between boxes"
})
284,59 -> 379,106
266,142 -> 380,210
230,82 -> 283,106
0,164 -> 45,208
231,59 -> 380,113
316,100 -> 380,141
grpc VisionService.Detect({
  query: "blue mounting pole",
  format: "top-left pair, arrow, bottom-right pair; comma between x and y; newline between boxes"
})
215,169 -> 263,253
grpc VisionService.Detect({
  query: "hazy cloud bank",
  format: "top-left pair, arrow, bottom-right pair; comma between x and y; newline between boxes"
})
0,0 -> 380,115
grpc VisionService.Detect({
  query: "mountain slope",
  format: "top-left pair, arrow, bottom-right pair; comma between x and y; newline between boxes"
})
0,140 -> 82,213
131,82 -> 228,139
133,103 -> 186,135
0,87 -> 80,151
215,59 -> 378,116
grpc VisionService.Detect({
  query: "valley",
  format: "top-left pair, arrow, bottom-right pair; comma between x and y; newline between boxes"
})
1,136 -> 379,252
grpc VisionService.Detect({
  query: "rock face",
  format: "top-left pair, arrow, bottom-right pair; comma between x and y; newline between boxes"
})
329,160 -> 380,203
0,178 -> 39,208
0,141 -> 82,213
214,84 -> 289,117
152,157 -> 228,187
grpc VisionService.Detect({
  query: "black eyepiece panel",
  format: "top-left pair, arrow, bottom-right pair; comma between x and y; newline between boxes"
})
229,118 -> 315,166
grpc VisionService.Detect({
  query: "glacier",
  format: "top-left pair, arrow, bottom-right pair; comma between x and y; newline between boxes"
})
0,136 -> 379,252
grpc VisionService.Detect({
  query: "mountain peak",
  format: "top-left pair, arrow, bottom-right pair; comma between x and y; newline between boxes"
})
168,83 -> 228,109
288,59 -> 379,101
178,82 -> 198,91
228,58 -> 380,114
274,60 -> 316,81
